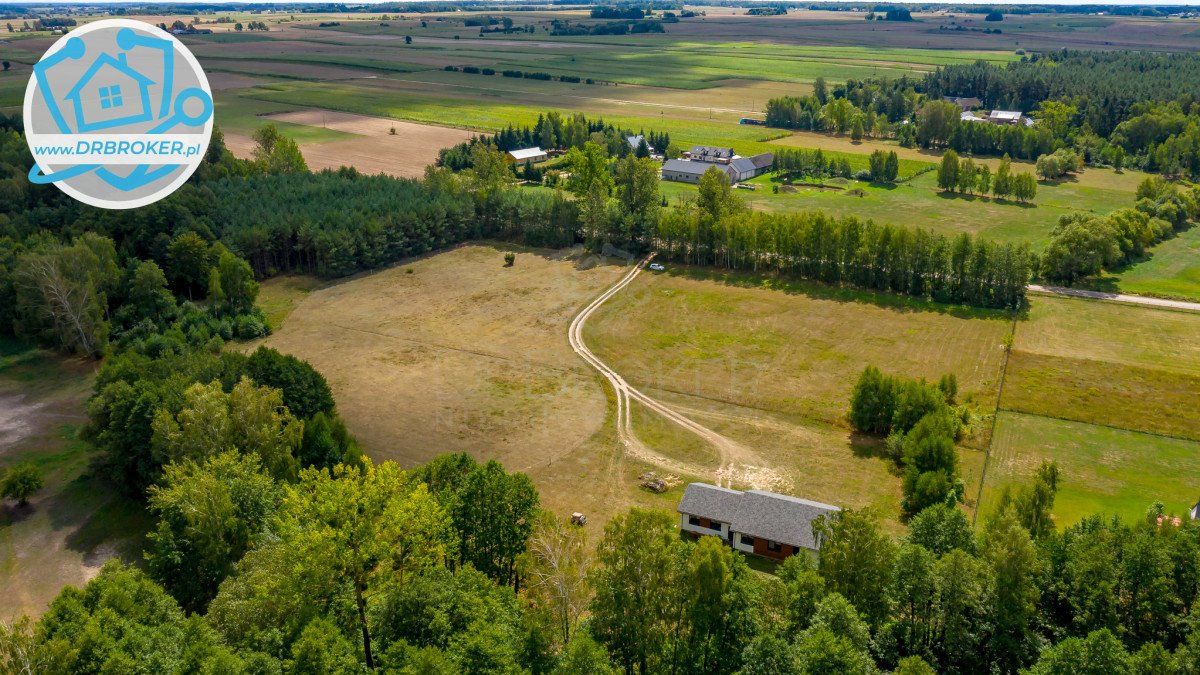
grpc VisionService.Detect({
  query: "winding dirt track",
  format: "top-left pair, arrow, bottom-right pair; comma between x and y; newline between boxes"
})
568,257 -> 783,490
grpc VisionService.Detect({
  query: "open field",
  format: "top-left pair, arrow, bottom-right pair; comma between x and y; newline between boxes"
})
984,411 -> 1200,526
664,169 -> 1135,245
258,244 -> 627,471
0,338 -> 150,621
583,265 -> 1013,524
257,245 -> 1011,531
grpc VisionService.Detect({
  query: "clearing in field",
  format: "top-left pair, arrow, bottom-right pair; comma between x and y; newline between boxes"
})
0,338 -> 150,622
984,411 -> 1200,526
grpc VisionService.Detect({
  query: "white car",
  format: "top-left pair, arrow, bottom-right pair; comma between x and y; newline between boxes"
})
648,263 -> 665,271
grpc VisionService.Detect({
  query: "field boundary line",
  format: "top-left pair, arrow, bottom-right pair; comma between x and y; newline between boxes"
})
996,407 -> 1200,446
973,312 -> 1018,525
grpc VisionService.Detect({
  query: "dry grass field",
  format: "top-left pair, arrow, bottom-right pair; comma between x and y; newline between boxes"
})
259,244 -> 627,472
582,266 -> 1013,524
257,246 -> 1010,531
224,110 -> 474,178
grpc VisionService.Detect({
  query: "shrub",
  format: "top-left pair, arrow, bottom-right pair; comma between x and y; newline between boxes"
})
2,462 -> 44,506
503,252 -> 516,267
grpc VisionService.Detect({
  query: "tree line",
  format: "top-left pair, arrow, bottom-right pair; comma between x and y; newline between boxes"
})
654,168 -> 1031,310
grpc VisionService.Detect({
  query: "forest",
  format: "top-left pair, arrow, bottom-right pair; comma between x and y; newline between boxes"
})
765,51 -> 1200,178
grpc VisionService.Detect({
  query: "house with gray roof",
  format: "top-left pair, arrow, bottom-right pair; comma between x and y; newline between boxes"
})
677,483 -> 840,560
685,145 -> 736,164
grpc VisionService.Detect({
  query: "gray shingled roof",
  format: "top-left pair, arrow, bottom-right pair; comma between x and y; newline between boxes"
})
730,158 -> 755,174
734,491 -> 839,550
748,152 -> 774,169
677,483 -> 743,522
677,483 -> 840,550
688,145 -> 735,160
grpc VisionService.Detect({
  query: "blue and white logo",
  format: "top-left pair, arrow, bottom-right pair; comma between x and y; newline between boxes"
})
23,19 -> 213,209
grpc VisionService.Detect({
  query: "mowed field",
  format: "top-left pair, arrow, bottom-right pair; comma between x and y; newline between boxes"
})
258,244 -> 626,471
981,294 -> 1200,524
0,339 -> 150,621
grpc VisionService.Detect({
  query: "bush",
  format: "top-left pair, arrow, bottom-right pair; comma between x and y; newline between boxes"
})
2,462 -> 44,506
504,252 -> 516,267
233,314 -> 268,340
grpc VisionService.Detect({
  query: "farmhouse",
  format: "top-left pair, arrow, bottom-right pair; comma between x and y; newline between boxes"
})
508,147 -> 548,163
685,145 -> 736,164
677,483 -> 840,560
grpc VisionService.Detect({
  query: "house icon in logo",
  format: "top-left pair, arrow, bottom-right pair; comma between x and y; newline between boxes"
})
63,52 -> 155,133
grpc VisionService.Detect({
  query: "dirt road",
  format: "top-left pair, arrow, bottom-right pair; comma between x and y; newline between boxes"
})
1028,285 -> 1200,313
568,257 -> 783,490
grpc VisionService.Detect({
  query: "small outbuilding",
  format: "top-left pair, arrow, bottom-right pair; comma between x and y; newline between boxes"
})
988,110 -> 1024,125
508,147 -> 548,163
662,159 -> 735,184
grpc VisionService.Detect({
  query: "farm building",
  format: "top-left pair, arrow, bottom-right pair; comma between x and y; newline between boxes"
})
730,153 -> 774,182
944,96 -> 982,111
508,147 -> 548,163
662,158 -> 735,184
988,110 -> 1025,125
663,150 -> 774,184
961,111 -> 987,124
1192,500 -> 1199,520
677,483 -> 839,560
626,135 -> 645,151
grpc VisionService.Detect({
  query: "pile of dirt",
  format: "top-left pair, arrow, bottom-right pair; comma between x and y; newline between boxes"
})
638,471 -> 681,493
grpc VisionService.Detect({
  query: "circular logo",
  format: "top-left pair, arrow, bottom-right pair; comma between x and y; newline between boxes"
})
23,19 -> 213,210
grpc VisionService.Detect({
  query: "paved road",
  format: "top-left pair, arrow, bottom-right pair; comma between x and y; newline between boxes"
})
1028,285 -> 1200,313
568,256 -> 779,489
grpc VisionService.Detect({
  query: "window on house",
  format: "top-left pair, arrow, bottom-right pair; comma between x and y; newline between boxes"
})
708,520 -> 722,531
740,534 -> 754,547
688,515 -> 700,526
767,540 -> 782,552
99,85 -> 124,110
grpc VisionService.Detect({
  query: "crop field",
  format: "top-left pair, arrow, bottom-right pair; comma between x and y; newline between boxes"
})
224,110 -> 474,178
0,338 -> 149,621
999,294 -> 1200,437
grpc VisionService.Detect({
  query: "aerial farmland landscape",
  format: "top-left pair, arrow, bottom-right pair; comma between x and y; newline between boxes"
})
2,2 -> 1200,672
